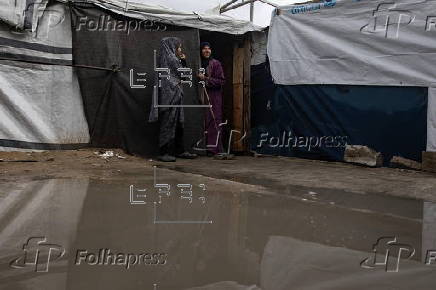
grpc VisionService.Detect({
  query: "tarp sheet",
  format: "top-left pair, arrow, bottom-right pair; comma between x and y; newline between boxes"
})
71,2 -> 204,156
428,88 -> 436,151
267,0 -> 436,153
268,0 -> 436,87
0,0 -> 49,31
250,78 -> 428,163
57,0 -> 262,35
0,3 -> 90,151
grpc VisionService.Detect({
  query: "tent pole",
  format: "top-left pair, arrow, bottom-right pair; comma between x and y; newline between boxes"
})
220,0 -> 278,14
220,0 -> 256,13
257,0 -> 279,7
220,0 -> 239,11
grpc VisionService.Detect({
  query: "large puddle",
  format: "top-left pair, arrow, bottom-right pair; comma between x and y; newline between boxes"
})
1,167 -> 436,289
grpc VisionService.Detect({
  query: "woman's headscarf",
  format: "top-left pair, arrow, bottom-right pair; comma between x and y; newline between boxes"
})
149,37 -> 184,123
200,41 -> 211,71
159,37 -> 183,78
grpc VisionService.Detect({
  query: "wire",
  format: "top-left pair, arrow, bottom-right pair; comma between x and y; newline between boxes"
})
0,56 -> 118,71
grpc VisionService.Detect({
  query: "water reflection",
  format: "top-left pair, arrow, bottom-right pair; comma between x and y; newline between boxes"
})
0,176 -> 435,290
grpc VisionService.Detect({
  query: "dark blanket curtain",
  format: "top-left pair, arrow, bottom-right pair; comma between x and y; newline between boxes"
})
70,3 -> 203,156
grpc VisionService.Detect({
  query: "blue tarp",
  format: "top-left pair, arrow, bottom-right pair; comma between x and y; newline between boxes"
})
250,63 -> 428,163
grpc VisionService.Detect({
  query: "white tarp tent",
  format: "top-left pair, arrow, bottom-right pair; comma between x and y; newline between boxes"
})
267,0 -> 436,152
0,2 -> 90,151
0,0 -> 49,31
58,0 -> 264,35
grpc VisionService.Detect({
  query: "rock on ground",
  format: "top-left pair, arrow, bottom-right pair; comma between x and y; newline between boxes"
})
344,145 -> 383,167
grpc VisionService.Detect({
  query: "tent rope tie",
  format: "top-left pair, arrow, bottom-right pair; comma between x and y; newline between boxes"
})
0,57 -> 120,72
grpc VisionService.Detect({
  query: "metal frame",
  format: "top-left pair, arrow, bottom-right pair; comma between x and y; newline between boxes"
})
220,0 -> 279,22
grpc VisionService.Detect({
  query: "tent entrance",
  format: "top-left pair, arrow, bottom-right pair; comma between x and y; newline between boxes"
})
200,30 -> 251,153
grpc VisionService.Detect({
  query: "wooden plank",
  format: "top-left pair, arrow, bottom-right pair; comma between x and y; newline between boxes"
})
232,43 -> 244,151
422,151 -> 436,173
243,35 -> 252,152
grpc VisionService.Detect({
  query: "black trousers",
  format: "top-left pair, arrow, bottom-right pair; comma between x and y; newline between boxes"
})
160,123 -> 184,156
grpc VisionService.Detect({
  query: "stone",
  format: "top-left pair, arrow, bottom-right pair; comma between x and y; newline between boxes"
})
344,145 -> 383,167
390,156 -> 421,170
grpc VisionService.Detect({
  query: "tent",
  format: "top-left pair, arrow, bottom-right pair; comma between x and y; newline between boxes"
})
251,0 -> 435,163
0,2 -> 89,151
0,0 -> 262,154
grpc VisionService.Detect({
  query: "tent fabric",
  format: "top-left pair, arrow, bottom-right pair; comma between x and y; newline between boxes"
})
250,80 -> 428,163
267,0 -> 436,87
267,0 -> 436,152
57,0 -> 263,35
71,3 -> 204,156
0,3 -> 90,151
0,0 -> 49,31
251,31 -> 268,66
428,88 -> 436,152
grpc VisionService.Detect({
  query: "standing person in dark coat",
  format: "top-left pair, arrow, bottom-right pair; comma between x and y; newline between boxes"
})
198,42 -> 226,155
149,37 -> 197,162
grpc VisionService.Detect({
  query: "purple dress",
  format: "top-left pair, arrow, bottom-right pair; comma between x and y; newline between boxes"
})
204,59 -> 225,154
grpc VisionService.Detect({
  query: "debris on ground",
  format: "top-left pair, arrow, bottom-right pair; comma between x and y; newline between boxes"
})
390,156 -> 421,171
94,150 -> 127,160
213,153 -> 235,160
94,150 -> 114,160
250,151 -> 268,158
116,154 -> 126,159
344,145 -> 383,167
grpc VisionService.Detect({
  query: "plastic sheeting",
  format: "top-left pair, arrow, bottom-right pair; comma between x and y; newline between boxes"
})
268,0 -> 436,87
250,73 -> 428,163
57,0 -> 263,35
428,88 -> 436,152
251,31 -> 268,66
71,3 -> 204,156
0,0 -> 48,31
267,0 -> 436,152
0,3 -> 90,151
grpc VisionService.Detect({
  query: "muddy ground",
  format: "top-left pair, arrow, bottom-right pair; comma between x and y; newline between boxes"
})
1,149 -> 435,201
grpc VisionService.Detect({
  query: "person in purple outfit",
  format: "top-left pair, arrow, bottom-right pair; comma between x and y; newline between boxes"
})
198,42 -> 226,155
